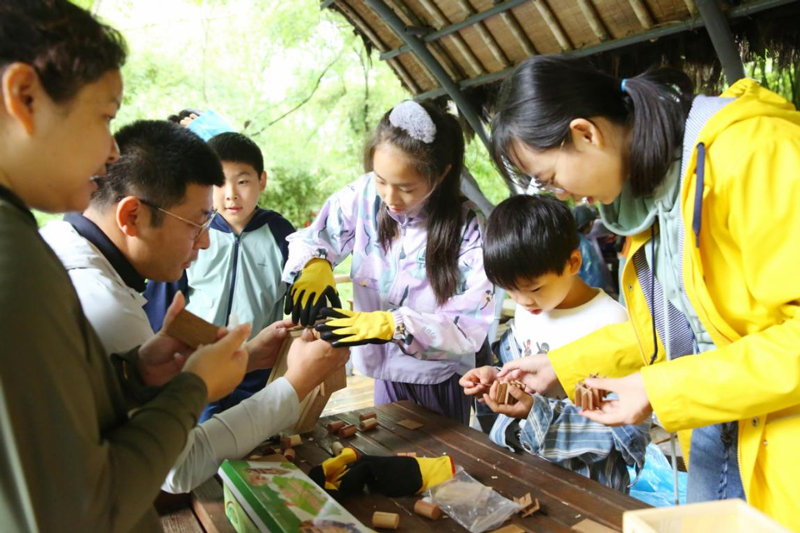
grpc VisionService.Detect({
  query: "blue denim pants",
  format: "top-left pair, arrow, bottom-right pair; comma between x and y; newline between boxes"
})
686,421 -> 745,502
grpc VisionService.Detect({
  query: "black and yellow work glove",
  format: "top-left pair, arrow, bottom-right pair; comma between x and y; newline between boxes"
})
315,308 -> 395,347
309,447 -> 454,497
285,258 -> 342,326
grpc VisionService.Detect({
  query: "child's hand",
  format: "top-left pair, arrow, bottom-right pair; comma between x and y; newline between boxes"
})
459,366 -> 498,397
498,353 -> 562,397
482,381 -> 533,419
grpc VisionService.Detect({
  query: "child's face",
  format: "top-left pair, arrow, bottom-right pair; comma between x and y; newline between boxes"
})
214,161 -> 266,233
506,252 -> 581,315
372,144 -> 432,215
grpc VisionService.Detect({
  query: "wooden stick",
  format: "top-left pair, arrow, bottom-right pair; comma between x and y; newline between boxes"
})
372,511 -> 400,529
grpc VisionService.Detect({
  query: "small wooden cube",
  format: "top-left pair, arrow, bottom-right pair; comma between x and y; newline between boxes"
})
372,511 -> 400,529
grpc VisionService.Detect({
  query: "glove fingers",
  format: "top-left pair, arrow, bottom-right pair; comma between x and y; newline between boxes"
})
284,289 -> 293,315
318,307 -> 349,321
326,287 -> 342,310
291,295 -> 305,325
300,293 -> 317,327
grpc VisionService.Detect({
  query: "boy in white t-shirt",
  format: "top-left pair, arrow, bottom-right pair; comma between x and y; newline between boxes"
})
460,195 -> 650,492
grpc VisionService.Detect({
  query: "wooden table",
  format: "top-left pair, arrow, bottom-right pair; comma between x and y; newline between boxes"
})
161,400 -> 647,532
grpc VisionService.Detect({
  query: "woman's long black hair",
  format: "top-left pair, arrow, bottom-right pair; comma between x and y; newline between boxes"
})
491,55 -> 694,197
365,101 -> 465,306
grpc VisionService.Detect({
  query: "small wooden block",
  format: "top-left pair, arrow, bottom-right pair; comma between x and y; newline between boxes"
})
327,420 -> 346,433
337,424 -> 358,438
496,382 -> 508,404
282,448 -> 296,463
359,418 -> 379,431
571,518 -> 617,533
413,499 -> 442,520
281,434 -> 302,449
331,442 -> 345,456
359,411 -> 377,422
397,419 -> 424,430
490,525 -> 525,533
513,493 -> 540,518
165,309 -> 218,348
372,511 -> 400,529
396,452 -> 417,457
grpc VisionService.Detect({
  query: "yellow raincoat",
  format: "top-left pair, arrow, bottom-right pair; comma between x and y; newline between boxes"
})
550,79 -> 800,530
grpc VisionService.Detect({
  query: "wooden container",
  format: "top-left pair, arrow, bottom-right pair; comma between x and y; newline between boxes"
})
623,499 -> 790,533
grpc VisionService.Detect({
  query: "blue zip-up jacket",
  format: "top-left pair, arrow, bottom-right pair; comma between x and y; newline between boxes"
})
145,208 -> 294,420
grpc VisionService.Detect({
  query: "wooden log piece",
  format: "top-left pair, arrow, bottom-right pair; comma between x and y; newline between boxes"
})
413,499 -> 442,520
282,448 -> 297,463
331,442 -> 345,456
337,424 -> 358,438
360,418 -> 379,432
359,411 -> 377,422
372,511 -> 400,529
281,434 -> 302,449
327,420 -> 346,433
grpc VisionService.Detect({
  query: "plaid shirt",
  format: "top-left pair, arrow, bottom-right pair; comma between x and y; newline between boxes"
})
487,325 -> 650,492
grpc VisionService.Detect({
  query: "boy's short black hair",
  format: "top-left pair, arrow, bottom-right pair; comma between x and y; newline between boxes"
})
208,132 -> 264,177
91,120 -> 224,226
484,194 -> 579,290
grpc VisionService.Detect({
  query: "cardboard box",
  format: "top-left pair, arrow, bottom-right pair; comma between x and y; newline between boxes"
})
219,459 -> 371,533
623,499 -> 790,533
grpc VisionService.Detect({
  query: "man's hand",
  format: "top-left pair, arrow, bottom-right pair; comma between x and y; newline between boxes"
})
138,292 -> 226,387
497,353 -> 563,397
245,318 -> 294,372
482,381 -> 534,419
459,366 -> 499,398
579,373 -> 652,426
284,328 -> 350,401
182,324 -> 252,402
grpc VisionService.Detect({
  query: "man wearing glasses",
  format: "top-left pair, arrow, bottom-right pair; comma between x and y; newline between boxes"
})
40,120 -> 349,493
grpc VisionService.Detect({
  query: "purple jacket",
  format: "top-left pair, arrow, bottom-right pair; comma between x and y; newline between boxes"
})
283,173 -> 494,384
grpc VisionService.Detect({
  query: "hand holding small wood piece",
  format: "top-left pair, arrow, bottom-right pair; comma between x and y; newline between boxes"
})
574,374 -> 606,411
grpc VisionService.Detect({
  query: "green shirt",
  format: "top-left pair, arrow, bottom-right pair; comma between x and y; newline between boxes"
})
0,191 -> 206,532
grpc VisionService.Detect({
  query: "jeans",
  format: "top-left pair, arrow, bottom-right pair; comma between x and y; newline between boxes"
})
686,421 -> 745,502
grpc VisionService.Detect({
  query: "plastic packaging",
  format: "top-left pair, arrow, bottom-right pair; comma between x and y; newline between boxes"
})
186,109 -> 236,141
628,443 -> 687,507
426,467 -> 521,532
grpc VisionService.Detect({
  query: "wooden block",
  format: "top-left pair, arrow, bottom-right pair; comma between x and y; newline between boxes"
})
359,418 -> 378,431
282,448 -> 296,463
496,382 -> 508,404
372,511 -> 400,529
514,493 -> 540,518
327,420 -> 346,433
331,442 -> 345,456
490,525 -> 525,533
337,424 -> 357,438
281,434 -> 301,449
571,518 -> 617,533
397,419 -> 424,430
396,452 -> 417,457
265,329 -> 348,434
413,499 -> 442,520
165,309 -> 218,348
359,411 -> 377,422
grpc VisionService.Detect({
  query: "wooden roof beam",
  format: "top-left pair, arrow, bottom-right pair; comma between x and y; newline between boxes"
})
628,0 -> 655,29
378,0 -> 529,61
453,0 -> 511,69
499,9 -> 538,57
532,0 -> 573,51
577,0 -> 610,42
364,0 -> 491,148
332,1 -> 422,94
412,0 -> 796,100
417,0 -> 486,76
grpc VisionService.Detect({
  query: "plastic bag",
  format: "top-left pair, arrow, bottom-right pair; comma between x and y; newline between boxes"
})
628,443 -> 687,507
186,109 -> 236,141
426,467 -> 521,533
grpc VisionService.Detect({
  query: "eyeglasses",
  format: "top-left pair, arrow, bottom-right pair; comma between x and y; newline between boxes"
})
524,138 -> 567,195
138,198 -> 217,241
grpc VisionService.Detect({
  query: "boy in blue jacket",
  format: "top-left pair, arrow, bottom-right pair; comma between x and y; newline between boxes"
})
146,132 -> 295,421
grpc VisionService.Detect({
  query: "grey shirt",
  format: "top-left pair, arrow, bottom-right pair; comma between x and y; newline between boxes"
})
0,191 -> 207,532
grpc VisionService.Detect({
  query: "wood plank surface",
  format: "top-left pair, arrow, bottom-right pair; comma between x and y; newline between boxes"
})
181,400 -> 648,532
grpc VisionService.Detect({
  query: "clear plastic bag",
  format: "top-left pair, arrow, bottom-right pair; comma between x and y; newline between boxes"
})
426,467 -> 522,533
